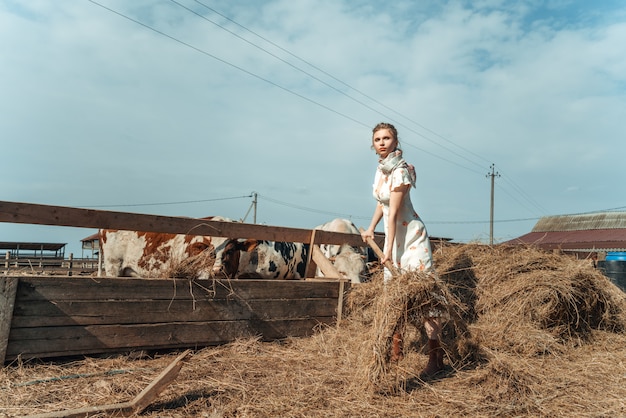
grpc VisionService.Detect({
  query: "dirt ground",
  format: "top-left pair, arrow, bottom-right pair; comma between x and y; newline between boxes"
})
2,244 -> 626,417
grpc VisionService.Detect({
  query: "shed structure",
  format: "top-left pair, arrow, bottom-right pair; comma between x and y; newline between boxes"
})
504,212 -> 626,258
0,242 -> 66,259
80,232 -> 100,259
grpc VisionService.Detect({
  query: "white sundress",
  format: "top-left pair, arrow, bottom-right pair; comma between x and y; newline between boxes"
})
373,163 -> 433,280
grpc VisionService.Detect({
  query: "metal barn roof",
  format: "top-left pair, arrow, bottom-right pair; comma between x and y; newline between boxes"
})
505,212 -> 626,253
532,212 -> 626,232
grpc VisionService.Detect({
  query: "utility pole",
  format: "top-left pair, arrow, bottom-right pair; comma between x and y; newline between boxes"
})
486,164 -> 500,246
252,192 -> 257,224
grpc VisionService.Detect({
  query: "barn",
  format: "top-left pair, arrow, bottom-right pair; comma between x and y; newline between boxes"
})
504,211 -> 626,290
504,211 -> 626,259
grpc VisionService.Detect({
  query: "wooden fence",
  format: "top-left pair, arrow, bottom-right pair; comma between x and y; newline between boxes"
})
3,253 -> 98,276
0,200 -> 380,363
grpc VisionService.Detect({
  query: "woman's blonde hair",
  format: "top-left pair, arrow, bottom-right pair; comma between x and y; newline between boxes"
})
372,122 -> 398,140
371,122 -> 400,151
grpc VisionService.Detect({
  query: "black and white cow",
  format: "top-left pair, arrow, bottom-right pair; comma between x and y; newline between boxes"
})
217,218 -> 368,283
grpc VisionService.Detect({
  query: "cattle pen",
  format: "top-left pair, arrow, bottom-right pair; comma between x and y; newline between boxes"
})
0,200 -> 382,365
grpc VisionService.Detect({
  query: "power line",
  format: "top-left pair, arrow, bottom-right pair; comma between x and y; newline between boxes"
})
256,194 -> 368,220
81,194 -> 252,209
499,170 -> 548,214
190,0 -> 492,170
87,0 -> 488,177
86,0 -> 369,128
86,0 -> 544,222
182,0 -> 489,173
178,2 -> 545,211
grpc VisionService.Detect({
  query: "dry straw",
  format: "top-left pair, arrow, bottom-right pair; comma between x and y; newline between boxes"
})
3,243 -> 626,417
361,270 -> 479,389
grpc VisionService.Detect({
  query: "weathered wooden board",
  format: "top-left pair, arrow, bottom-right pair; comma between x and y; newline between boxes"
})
0,200 -> 380,248
0,277 -> 18,364
1,276 -> 349,363
7,319 -> 327,359
14,277 -> 341,301
12,298 -> 339,327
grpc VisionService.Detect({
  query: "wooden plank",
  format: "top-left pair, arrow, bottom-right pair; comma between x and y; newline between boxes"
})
305,229 -> 319,278
11,298 -> 339,327
311,244 -> 341,279
0,201 -> 375,246
359,227 -> 399,275
23,350 -> 191,418
0,277 -> 18,364
25,401 -> 136,418
130,349 -> 191,413
5,318 -> 331,360
336,280 -> 345,326
14,277 -> 342,302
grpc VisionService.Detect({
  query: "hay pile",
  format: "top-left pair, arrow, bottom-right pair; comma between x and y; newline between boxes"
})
439,244 -> 626,356
2,244 -> 626,417
359,270 -> 479,388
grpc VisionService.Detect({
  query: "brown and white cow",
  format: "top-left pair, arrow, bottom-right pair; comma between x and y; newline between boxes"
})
99,216 -> 234,279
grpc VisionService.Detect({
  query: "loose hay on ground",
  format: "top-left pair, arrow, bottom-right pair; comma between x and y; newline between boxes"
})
2,243 -> 626,417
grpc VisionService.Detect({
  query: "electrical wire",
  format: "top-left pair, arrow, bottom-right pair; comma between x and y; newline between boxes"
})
81,194 -> 252,209
85,0 -> 545,223
86,0 -> 369,128
190,0 -> 492,170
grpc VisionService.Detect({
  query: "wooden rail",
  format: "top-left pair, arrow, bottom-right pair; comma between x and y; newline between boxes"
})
0,200 -> 382,248
3,253 -> 98,276
0,199 -> 384,279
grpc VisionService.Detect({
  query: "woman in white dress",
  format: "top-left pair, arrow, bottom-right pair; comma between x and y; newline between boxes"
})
361,122 -> 444,376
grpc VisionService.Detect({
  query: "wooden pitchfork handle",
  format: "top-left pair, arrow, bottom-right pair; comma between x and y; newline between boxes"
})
359,227 -> 400,276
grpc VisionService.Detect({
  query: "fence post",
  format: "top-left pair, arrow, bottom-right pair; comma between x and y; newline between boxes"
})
98,248 -> 102,277
68,253 -> 73,277
0,277 -> 19,364
4,251 -> 9,274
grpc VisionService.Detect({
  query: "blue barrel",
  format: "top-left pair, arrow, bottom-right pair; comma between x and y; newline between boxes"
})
606,252 -> 626,261
597,260 -> 626,292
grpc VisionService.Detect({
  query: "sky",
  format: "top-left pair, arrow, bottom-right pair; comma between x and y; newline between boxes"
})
1,0 -> 625,257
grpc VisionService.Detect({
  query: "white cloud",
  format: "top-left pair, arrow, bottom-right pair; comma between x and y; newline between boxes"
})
1,0 -> 625,254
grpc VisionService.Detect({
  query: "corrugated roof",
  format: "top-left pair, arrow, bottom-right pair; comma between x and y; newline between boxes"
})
0,242 -> 67,251
504,229 -> 626,252
532,212 -> 626,232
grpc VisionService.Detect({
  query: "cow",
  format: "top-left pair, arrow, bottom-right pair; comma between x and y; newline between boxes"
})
219,218 -> 368,283
99,216 -> 234,279
219,239 -> 308,279
314,218 -> 368,283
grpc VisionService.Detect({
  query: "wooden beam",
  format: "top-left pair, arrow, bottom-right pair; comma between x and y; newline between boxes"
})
336,280 -> 345,326
130,349 -> 192,412
311,245 -> 342,279
0,200 -> 377,247
305,229 -> 319,278
359,227 -> 399,276
0,277 -> 18,364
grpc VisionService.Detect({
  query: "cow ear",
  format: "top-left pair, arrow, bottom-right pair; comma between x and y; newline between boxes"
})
189,242 -> 211,254
238,239 -> 259,252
